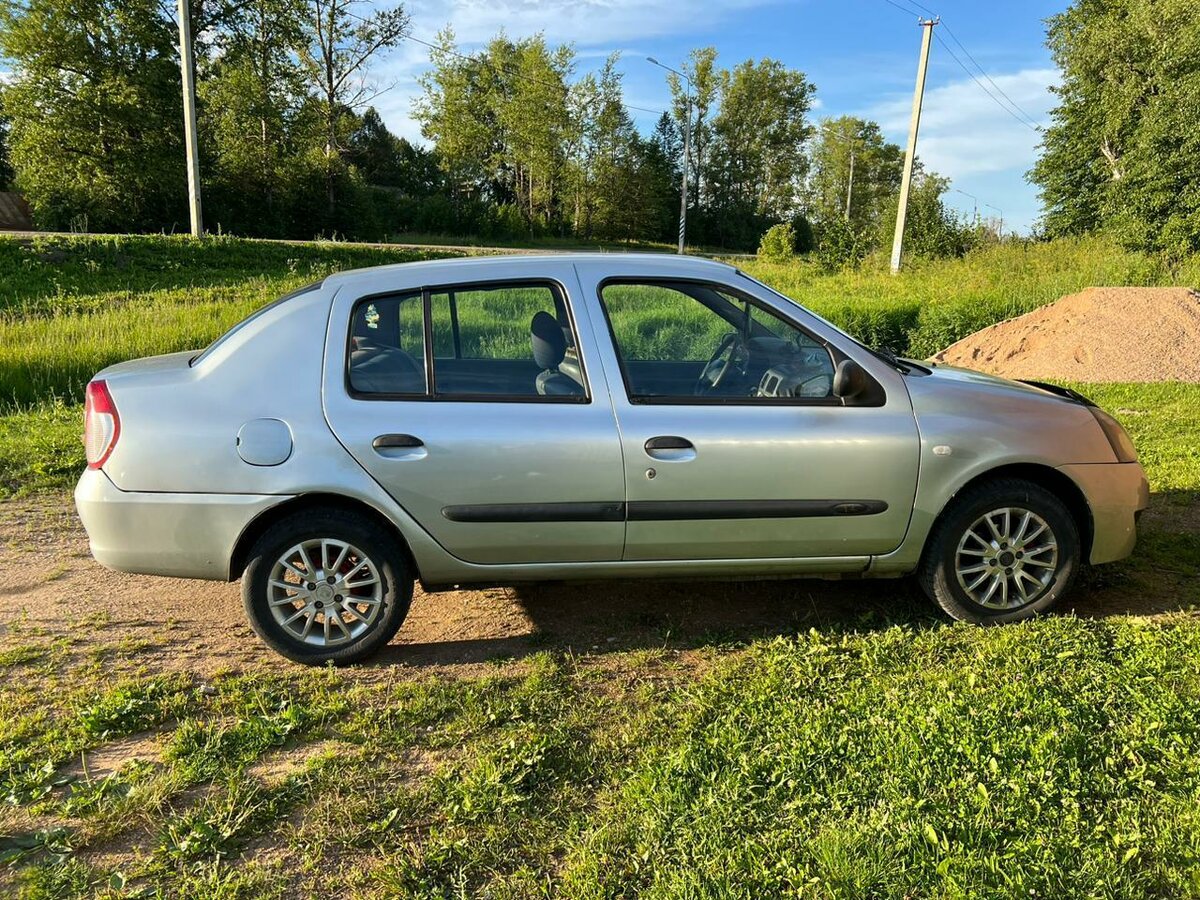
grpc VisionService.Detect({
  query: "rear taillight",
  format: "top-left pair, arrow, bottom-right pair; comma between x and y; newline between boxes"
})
83,380 -> 120,469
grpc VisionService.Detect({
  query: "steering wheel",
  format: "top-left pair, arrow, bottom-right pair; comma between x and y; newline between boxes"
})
695,331 -> 749,395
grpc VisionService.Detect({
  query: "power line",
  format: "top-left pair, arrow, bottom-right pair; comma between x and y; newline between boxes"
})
875,1 -> 1044,134
880,0 -> 925,18
939,21 -> 1042,131
932,31 -> 1041,133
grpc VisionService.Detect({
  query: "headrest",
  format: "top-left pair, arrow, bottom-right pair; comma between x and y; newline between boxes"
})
530,311 -> 566,370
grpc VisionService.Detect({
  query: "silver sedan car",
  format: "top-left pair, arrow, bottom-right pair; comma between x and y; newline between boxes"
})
75,254 -> 1149,664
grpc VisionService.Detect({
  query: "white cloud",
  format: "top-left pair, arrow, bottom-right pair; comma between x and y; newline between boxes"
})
863,67 -> 1058,181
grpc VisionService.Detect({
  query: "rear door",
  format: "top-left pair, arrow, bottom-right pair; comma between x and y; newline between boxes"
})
323,262 -> 627,565
575,263 -> 920,562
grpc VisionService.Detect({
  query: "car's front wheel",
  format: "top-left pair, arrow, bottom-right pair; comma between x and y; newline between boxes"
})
242,508 -> 412,665
918,478 -> 1081,624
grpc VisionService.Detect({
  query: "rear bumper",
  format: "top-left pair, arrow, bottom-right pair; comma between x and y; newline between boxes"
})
74,468 -> 289,580
1058,462 -> 1150,565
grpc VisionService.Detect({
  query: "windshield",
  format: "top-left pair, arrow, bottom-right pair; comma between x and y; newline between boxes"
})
189,281 -> 324,367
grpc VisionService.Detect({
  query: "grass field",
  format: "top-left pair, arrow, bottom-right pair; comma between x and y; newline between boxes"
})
0,381 -> 1196,898
1,234 -> 1199,897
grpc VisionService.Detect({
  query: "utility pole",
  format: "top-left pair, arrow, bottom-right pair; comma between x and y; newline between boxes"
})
178,0 -> 203,237
845,147 -> 855,221
890,17 -> 937,274
648,57 -> 691,254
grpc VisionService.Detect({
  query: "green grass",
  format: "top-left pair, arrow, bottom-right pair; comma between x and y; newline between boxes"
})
1,381 -> 1196,897
561,618 -> 1200,899
742,235 -> 1200,357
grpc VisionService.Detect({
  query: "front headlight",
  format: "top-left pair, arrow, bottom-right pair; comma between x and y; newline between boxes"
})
1090,407 -> 1138,463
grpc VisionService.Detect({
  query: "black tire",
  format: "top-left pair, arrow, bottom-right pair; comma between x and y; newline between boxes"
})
241,508 -> 412,665
918,478 -> 1081,624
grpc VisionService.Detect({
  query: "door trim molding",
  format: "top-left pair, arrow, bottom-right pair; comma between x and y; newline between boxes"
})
441,502 -> 626,523
441,499 -> 888,523
627,499 -> 888,520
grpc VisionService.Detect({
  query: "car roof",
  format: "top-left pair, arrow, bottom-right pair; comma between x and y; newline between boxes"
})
321,252 -> 740,292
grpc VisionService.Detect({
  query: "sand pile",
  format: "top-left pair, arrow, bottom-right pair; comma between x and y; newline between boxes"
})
931,287 -> 1200,382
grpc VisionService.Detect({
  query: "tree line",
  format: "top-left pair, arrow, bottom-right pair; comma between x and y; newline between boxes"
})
1031,0 -> 1200,257
0,0 -> 981,256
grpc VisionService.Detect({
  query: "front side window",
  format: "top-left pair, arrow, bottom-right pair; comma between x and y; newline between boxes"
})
599,280 -> 835,402
348,282 -> 586,401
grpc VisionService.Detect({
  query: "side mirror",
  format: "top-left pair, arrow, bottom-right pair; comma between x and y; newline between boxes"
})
833,359 -> 869,400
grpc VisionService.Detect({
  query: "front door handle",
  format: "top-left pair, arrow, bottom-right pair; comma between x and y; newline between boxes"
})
644,435 -> 696,462
373,433 -> 424,450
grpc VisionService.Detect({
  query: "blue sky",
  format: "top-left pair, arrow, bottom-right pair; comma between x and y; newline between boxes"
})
371,0 -> 1067,234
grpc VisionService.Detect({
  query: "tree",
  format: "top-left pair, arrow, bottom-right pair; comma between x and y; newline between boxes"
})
414,28 -> 501,207
491,35 -> 573,231
296,0 -> 410,217
807,117 -> 903,234
878,170 -> 974,260
0,101 -> 15,191
665,47 -> 719,211
709,58 -> 814,221
201,0 -> 309,235
1030,0 -> 1200,255
0,0 -> 184,230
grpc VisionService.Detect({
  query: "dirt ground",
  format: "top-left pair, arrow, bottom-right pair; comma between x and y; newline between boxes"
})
0,492 -> 1192,679
932,287 -> 1200,382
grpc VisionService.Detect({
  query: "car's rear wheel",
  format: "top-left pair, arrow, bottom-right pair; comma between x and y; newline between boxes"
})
918,478 -> 1080,624
242,508 -> 412,665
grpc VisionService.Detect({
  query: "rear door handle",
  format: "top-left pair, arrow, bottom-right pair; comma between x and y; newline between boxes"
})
373,433 -> 424,449
644,436 -> 696,462
644,436 -> 693,452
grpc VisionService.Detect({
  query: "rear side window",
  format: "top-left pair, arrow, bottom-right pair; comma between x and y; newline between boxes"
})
347,281 -> 587,401
348,292 -> 427,396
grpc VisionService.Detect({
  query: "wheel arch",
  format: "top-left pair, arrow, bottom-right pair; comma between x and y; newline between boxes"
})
227,493 -> 420,582
924,463 -> 1094,564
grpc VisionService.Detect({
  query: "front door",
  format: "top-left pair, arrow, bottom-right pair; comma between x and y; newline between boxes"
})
324,268 -> 626,565
579,270 -> 920,561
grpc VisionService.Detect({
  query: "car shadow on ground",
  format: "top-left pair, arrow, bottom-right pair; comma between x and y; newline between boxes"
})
369,486 -> 1199,670
370,576 -> 942,669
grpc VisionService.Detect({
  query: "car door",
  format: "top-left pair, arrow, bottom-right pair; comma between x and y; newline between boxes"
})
322,262 -> 627,565
575,262 -> 920,562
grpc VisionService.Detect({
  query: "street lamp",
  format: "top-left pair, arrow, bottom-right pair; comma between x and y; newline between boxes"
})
953,188 -> 978,223
648,56 -> 691,255
984,203 -> 1003,236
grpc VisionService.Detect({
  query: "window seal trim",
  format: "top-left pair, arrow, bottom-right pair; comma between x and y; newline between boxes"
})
343,277 -> 592,405
595,276 -> 883,408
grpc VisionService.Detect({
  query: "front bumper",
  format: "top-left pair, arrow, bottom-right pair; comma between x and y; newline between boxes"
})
74,468 -> 290,580
1058,461 -> 1150,565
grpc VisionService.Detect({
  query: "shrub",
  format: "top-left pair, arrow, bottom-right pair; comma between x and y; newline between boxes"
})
815,218 -> 869,271
757,223 -> 797,263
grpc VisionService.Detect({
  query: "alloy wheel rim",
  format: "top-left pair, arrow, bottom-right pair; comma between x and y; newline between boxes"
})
954,507 -> 1059,610
268,538 -> 383,646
